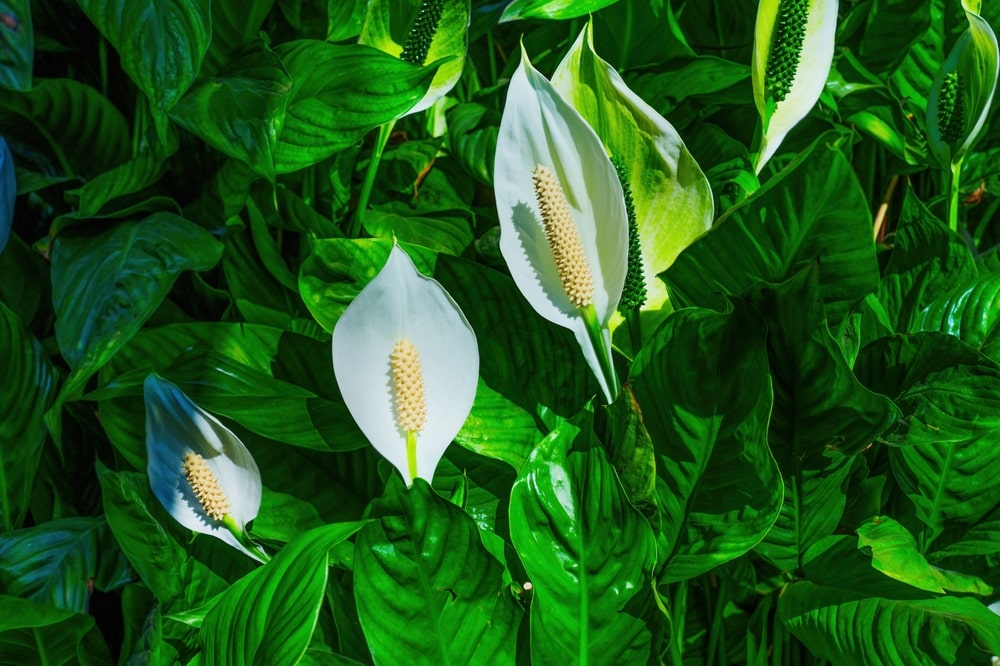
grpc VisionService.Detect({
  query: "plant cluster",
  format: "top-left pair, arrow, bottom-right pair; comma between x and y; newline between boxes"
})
1,0 -> 1000,664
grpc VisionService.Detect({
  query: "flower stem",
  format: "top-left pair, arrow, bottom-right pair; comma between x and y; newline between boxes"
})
947,157 -> 963,234
581,304 -> 619,403
406,430 -> 419,485
221,514 -> 271,563
348,120 -> 396,238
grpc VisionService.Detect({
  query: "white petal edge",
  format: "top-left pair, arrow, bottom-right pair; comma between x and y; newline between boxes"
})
331,244 -> 479,486
495,45 -> 627,401
752,0 -> 838,172
144,373 -> 265,562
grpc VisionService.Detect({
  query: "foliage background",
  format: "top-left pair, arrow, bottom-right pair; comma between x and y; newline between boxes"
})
1,0 -> 1000,664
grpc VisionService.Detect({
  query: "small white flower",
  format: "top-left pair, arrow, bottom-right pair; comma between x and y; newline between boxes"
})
751,0 -> 838,172
332,244 -> 479,486
494,44 -> 628,402
144,373 -> 266,562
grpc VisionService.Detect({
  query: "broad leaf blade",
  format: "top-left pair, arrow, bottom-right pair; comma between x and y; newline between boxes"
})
354,478 -> 521,666
201,522 -> 367,666
508,407 -> 660,664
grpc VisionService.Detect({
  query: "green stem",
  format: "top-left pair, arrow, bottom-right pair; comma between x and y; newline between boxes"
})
406,430 -> 419,485
222,514 -> 271,563
581,304 -> 619,402
625,309 -> 642,357
947,157 -> 964,234
348,120 -> 396,237
670,581 -> 687,666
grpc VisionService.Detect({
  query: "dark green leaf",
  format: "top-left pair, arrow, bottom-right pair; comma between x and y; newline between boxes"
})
0,517 -> 130,612
273,41 -> 436,173
171,46 -> 292,181
201,522 -> 367,666
0,595 -> 112,665
878,187 -> 977,332
66,149 -> 169,219
913,272 -> 1000,361
0,79 -> 128,178
0,302 -> 55,531
630,304 -> 782,581
664,138 -> 879,328
51,212 -> 223,395
77,0 -> 211,143
0,0 -> 32,91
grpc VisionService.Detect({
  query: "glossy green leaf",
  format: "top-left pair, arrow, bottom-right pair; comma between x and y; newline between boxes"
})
0,596 -> 112,665
630,304 -> 782,581
97,464 -> 244,609
664,138 -> 879,328
445,102 -> 498,185
360,0 -> 469,114
500,0 -> 620,22
856,333 -> 1000,536
0,0 -> 31,91
66,149 -> 169,219
326,0 -> 366,41
0,79 -> 128,178
509,407 -> 659,664
752,268 -> 898,571
76,0 -> 211,144
171,46 -> 292,181
51,212 -> 223,395
273,41 -> 436,173
354,478 -> 521,665
856,516 -> 992,594
913,272 -> 1000,361
878,187 -> 977,332
0,302 -> 54,531
363,208 -> 473,256
201,522 -> 367,666
552,21 -> 714,326
780,583 -> 1000,663
0,517 -> 130,612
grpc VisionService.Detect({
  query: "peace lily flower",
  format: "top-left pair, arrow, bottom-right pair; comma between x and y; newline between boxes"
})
751,0 -> 838,173
494,44 -> 628,403
144,373 -> 267,562
332,244 -> 479,486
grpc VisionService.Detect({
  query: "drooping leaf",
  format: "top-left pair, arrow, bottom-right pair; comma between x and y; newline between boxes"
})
200,522 -> 367,666
629,303 -> 782,581
500,0 -> 621,22
354,478 -> 521,665
51,212 -> 224,397
508,406 -> 660,664
273,41 -> 436,173
664,138 -> 879,329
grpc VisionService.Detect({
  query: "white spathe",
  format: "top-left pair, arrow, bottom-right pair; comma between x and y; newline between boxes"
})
752,0 -> 838,173
494,44 -> 628,402
144,373 -> 265,562
332,244 -> 479,486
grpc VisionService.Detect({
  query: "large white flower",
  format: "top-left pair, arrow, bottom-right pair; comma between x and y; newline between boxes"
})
494,44 -> 628,403
144,373 -> 266,562
332,244 -> 479,486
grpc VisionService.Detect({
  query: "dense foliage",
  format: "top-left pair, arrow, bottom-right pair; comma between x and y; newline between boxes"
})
1,0 -> 1000,664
